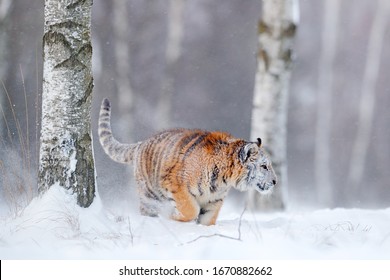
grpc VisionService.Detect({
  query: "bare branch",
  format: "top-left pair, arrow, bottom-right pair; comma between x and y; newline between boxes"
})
185,205 -> 247,244
127,216 -> 134,247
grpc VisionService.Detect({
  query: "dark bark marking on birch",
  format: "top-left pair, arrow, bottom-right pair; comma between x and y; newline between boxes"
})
67,0 -> 87,10
43,31 -> 72,50
76,78 -> 93,107
74,132 -> 95,207
283,23 -> 297,38
48,20 -> 85,31
258,20 -> 270,35
54,56 -> 86,69
258,49 -> 270,71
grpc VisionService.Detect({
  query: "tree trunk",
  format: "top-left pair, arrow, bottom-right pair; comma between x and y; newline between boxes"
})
113,0 -> 135,142
347,0 -> 389,192
38,0 -> 95,207
0,0 -> 12,138
157,0 -> 184,129
249,0 -> 299,211
315,0 -> 339,207
0,0 -> 11,77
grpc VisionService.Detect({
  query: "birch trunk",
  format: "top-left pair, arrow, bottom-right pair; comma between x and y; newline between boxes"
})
113,0 -> 135,142
0,0 -> 11,77
38,0 -> 95,207
347,0 -> 389,191
249,0 -> 299,210
0,0 -> 12,137
157,0 -> 184,129
315,0 -> 339,206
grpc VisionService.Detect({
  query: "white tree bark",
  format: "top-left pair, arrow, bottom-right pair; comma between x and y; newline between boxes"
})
38,0 -> 95,207
0,0 -> 11,77
113,0 -> 135,142
348,0 -> 390,190
249,0 -> 299,210
0,0 -> 12,137
315,0 -> 339,207
157,0 -> 184,129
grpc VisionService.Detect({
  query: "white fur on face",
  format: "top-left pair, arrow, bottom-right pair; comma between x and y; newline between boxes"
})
242,148 -> 277,194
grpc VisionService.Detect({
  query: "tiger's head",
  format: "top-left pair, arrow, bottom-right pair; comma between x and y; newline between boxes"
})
234,138 -> 277,194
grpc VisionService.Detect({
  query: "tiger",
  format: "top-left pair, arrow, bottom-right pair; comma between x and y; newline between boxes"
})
98,98 -> 277,225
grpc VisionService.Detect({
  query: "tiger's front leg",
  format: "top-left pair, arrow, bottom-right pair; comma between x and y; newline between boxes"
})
170,188 -> 200,223
197,199 -> 224,226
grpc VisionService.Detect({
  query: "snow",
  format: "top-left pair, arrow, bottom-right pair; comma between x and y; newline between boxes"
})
1,185 -> 390,259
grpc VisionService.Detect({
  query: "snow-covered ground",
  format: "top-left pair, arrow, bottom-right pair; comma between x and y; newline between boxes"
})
0,185 -> 389,259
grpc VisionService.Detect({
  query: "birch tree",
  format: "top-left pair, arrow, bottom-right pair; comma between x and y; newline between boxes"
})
0,0 -> 12,136
0,0 -> 11,76
157,0 -> 184,129
348,0 -> 390,191
113,0 -> 135,142
315,0 -> 339,207
249,0 -> 299,210
38,0 -> 95,207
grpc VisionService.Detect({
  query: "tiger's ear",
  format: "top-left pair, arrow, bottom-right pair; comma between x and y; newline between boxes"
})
239,142 -> 259,163
257,138 -> 262,147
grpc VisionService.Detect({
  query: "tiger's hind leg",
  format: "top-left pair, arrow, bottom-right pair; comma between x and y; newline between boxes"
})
139,196 -> 159,217
136,177 -> 161,217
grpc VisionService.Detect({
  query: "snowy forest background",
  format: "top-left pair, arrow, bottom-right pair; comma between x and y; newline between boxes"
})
1,0 -> 390,216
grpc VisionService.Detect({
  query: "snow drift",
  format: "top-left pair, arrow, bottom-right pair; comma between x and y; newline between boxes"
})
0,185 -> 389,259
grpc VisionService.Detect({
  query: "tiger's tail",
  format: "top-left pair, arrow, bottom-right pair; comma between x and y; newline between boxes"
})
98,98 -> 137,164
